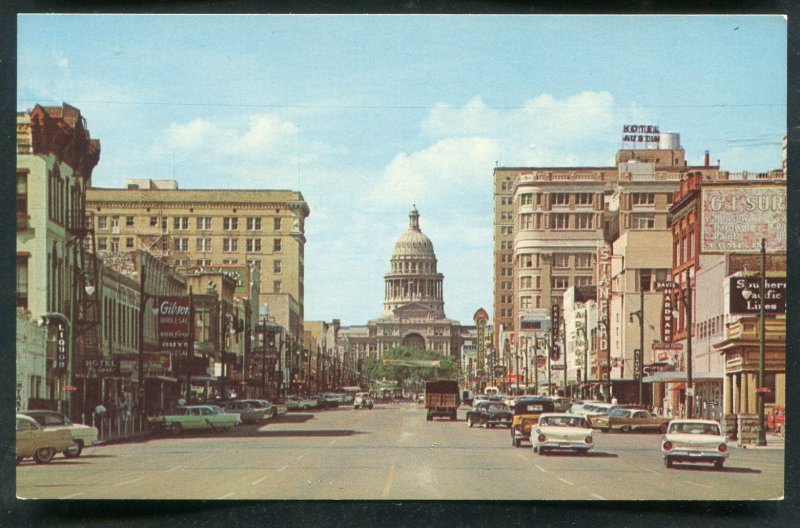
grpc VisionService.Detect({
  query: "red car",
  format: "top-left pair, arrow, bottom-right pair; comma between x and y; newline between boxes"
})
767,407 -> 785,432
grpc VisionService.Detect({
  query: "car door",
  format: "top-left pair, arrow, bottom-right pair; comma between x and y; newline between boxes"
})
631,410 -> 652,430
16,418 -> 39,456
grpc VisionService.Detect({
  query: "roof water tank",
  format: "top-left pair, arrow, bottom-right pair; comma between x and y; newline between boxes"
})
659,133 -> 681,150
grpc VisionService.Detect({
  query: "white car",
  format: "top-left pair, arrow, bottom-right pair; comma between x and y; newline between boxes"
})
531,413 -> 594,456
661,419 -> 729,470
354,392 -> 374,410
19,410 -> 98,458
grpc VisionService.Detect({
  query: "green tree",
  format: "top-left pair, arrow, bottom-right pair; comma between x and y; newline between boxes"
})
363,347 -> 457,386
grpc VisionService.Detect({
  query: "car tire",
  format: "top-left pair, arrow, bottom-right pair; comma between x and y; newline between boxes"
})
170,422 -> 183,435
467,417 -> 474,428
538,447 -> 546,456
64,440 -> 83,458
621,425 -> 632,433
34,447 -> 55,464
369,405 -> 373,410
714,460 -> 724,470
513,437 -> 521,448
426,411 -> 432,421
16,457 -> 23,465
664,457 -> 673,469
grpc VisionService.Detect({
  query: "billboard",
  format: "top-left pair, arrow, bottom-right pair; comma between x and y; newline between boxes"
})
729,276 -> 786,314
622,124 -> 660,145
701,186 -> 786,253
157,296 -> 191,356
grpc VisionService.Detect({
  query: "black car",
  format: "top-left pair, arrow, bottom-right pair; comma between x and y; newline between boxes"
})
466,401 -> 513,428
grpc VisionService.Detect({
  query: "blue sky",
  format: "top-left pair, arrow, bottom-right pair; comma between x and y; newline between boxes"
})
17,15 -> 787,326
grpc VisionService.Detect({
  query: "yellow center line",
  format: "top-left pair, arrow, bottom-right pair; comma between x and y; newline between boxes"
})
381,464 -> 396,499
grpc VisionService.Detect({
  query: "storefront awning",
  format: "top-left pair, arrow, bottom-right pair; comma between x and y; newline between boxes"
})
145,375 -> 178,383
190,375 -> 218,382
642,371 -> 722,383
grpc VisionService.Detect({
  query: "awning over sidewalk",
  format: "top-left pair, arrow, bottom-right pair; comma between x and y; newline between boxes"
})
642,372 -> 722,383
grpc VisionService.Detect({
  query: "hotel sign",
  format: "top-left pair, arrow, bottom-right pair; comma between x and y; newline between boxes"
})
622,124 -> 660,144
729,276 -> 786,314
701,187 -> 786,252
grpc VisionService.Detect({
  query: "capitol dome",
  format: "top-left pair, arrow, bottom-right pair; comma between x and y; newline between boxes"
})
383,206 -> 445,317
392,205 -> 435,258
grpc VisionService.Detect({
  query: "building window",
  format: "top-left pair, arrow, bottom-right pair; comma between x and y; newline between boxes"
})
125,216 -> 134,227
16,256 -> 28,309
247,259 -> 261,269
97,237 -> 107,251
246,217 -> 262,231
196,259 -> 211,267
223,217 -> 239,231
520,193 -> 533,206
553,254 -> 570,269
246,238 -> 262,253
575,214 -> 593,229
520,276 -> 532,289
197,217 -> 212,230
575,193 -> 593,206
274,217 -> 282,231
502,281 -> 512,291
196,238 -> 212,252
273,260 -> 282,273
575,276 -> 593,287
177,259 -> 189,267
111,216 -> 120,229
174,238 -> 189,252
632,193 -> 656,206
633,214 -> 655,229
223,258 -> 239,265
17,172 -> 28,216
575,253 -> 592,269
520,296 -> 532,309
552,276 -> 569,289
500,226 -> 513,235
110,237 -> 119,252
126,237 -> 135,248
98,216 -> 108,229
160,238 -> 168,251
273,280 -> 281,293
223,238 -> 239,252
550,213 -> 569,229
519,213 -> 533,230
273,239 -> 282,252
552,193 -> 569,206
173,217 -> 189,230
149,216 -> 158,227
520,255 -> 533,269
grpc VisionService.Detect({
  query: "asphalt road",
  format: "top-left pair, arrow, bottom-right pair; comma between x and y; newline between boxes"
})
16,402 -> 785,500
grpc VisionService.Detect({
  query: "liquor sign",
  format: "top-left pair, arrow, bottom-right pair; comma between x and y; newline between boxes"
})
596,242 -> 612,360
622,124 -> 660,145
54,320 -> 68,374
701,187 -> 786,253
157,296 -> 191,356
729,276 -> 786,314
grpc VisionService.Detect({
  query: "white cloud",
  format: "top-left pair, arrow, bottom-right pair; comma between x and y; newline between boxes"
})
164,118 -> 218,151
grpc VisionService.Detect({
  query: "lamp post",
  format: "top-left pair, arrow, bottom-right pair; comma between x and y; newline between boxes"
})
546,331 -> 552,397
629,288 -> 645,405
533,332 -> 539,395
523,336 -> 529,389
754,239 -> 767,446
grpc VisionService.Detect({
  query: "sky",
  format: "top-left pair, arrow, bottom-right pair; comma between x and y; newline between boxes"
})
17,15 -> 787,327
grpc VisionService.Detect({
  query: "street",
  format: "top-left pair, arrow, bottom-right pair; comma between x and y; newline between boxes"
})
16,402 -> 784,500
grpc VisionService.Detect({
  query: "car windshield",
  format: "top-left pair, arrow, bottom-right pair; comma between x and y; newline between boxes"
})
669,422 -> 721,435
609,409 -> 629,417
486,404 -> 508,412
540,416 -> 587,428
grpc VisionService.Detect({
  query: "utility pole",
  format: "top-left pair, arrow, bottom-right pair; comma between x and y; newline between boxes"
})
685,280 -> 693,419
756,238 -> 767,446
533,332 -> 539,395
638,287 -> 644,405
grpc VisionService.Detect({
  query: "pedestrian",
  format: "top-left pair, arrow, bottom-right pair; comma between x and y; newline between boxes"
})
611,396 -> 618,405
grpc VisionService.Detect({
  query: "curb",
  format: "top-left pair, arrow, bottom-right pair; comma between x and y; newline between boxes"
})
92,432 -> 152,447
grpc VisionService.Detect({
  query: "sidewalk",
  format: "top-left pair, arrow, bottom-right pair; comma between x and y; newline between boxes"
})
736,431 -> 785,450
92,429 -> 152,447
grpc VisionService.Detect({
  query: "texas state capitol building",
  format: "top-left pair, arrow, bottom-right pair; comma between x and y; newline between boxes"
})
339,206 -> 468,359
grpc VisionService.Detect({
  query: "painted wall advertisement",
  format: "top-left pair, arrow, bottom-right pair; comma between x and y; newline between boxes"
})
701,187 -> 786,252
157,296 -> 191,357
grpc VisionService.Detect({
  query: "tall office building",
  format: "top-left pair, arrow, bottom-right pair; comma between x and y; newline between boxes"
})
86,180 -> 309,338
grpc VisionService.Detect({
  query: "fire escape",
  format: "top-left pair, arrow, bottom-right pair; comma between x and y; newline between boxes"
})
68,205 -> 102,376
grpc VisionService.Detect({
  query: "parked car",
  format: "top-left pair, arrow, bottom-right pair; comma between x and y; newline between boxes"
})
222,400 -> 267,424
591,408 -> 670,433
466,401 -> 513,428
661,419 -> 729,470
354,392 -> 374,410
569,400 -> 603,415
285,395 -> 321,411
510,397 -> 556,448
472,394 -> 489,407
19,409 -> 98,458
581,403 -> 618,420
318,393 -> 341,409
531,413 -> 594,455
16,414 -> 73,464
240,399 -> 278,419
547,397 -> 572,413
148,405 -> 241,434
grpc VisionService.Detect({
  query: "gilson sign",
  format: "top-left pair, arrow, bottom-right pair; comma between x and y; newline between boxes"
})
157,296 -> 191,356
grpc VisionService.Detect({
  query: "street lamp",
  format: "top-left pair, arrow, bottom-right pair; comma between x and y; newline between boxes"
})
629,287 -> 645,405
743,239 -> 768,446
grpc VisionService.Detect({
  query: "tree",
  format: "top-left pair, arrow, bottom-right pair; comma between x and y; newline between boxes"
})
362,346 -> 457,386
